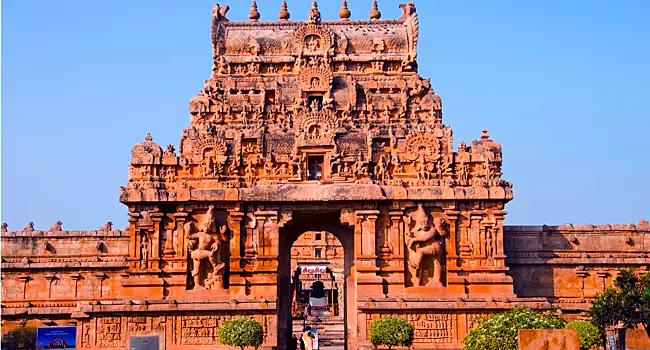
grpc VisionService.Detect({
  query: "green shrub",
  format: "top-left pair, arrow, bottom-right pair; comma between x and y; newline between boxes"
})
369,316 -> 414,349
218,318 -> 264,350
462,306 -> 566,350
565,320 -> 604,350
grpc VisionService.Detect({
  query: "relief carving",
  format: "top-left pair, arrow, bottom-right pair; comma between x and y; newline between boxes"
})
188,205 -> 229,290
96,317 -> 123,347
405,205 -> 447,287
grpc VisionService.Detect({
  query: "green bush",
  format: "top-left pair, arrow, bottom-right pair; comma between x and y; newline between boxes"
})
565,320 -> 604,350
462,306 -> 566,350
218,318 -> 264,350
369,316 -> 414,349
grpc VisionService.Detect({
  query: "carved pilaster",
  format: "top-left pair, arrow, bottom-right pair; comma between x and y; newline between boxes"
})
95,273 -> 107,298
388,210 -> 404,259
445,210 -> 460,268
71,273 -> 83,298
18,274 -> 30,299
44,273 -> 57,299
173,211 -> 189,257
227,210 -> 244,270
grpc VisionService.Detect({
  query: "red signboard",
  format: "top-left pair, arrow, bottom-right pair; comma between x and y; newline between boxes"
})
300,265 -> 327,275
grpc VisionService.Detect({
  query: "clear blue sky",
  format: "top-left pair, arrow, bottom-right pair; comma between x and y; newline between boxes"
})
2,1 -> 649,230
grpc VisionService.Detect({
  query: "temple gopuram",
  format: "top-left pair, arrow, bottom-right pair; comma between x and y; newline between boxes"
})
2,2 -> 649,349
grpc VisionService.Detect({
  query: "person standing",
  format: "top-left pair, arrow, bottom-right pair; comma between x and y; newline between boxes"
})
300,326 -> 314,350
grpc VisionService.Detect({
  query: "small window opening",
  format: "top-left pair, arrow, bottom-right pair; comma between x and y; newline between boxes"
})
315,248 -> 322,258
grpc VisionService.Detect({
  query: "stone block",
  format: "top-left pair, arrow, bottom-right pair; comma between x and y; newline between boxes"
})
518,329 -> 579,350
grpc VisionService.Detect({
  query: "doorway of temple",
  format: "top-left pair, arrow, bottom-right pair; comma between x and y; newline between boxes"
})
290,231 -> 345,349
277,211 -> 354,350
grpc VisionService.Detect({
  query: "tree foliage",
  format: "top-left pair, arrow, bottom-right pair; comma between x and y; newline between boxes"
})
462,306 -> 566,350
1,327 -> 36,350
218,318 -> 264,350
565,320 -> 604,350
590,268 -> 650,338
369,316 -> 414,349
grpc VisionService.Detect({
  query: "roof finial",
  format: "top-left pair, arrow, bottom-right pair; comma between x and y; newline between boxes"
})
248,1 -> 261,22
145,133 -> 153,142
308,1 -> 321,23
278,0 -> 290,21
481,129 -> 490,140
369,0 -> 381,20
339,0 -> 351,21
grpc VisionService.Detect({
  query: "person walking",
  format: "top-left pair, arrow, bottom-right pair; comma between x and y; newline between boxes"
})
300,326 -> 314,350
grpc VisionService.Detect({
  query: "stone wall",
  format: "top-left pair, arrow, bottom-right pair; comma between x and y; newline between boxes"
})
504,221 -> 650,313
1,229 -> 129,304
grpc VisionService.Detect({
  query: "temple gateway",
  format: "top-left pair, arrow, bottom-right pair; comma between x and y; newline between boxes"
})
2,2 -> 648,349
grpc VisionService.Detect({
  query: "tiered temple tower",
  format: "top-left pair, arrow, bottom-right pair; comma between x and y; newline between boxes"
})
119,2 -> 515,347
2,2 -> 648,350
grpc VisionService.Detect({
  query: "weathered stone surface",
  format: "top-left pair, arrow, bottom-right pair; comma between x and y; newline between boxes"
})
518,329 -> 579,350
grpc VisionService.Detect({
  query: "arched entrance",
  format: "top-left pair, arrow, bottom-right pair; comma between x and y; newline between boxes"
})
277,211 -> 355,349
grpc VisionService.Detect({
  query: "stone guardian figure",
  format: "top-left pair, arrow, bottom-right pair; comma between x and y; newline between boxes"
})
405,204 -> 447,286
188,205 -> 228,289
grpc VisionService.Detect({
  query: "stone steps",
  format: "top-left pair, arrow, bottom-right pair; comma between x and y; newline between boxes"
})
293,316 -> 346,348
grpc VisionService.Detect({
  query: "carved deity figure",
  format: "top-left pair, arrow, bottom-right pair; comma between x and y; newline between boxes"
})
188,205 -> 228,289
140,233 -> 149,268
486,228 -> 494,259
307,36 -> 320,52
375,154 -> 389,183
405,205 -> 447,286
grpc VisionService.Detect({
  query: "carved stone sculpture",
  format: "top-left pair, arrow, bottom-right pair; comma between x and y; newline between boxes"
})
405,204 -> 447,286
188,205 -> 228,290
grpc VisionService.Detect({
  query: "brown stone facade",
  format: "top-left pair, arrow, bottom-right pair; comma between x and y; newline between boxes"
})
2,2 -> 649,349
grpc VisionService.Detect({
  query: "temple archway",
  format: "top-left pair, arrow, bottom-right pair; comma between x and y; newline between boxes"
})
277,210 -> 354,349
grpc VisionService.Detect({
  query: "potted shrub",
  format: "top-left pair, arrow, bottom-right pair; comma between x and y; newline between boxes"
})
369,316 -> 414,349
218,317 -> 264,350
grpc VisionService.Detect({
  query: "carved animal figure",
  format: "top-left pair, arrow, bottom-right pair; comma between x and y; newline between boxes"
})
100,221 -> 113,232
49,221 -> 63,232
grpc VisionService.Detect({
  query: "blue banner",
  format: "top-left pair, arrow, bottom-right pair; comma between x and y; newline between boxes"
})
36,326 -> 76,350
